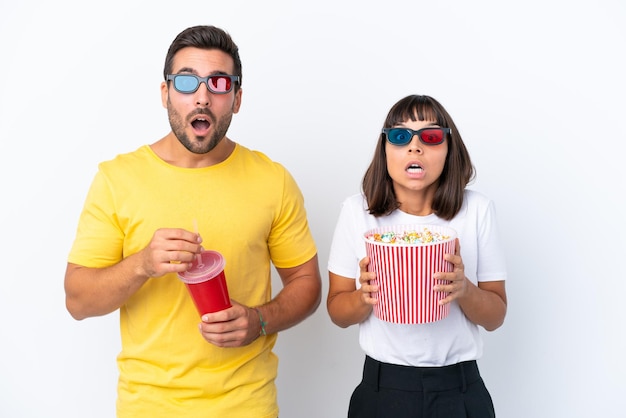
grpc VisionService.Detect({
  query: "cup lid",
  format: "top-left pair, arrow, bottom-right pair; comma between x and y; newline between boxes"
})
178,250 -> 225,284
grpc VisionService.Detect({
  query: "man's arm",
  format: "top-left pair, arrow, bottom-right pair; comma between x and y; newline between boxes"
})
198,254 -> 322,347
64,228 -> 202,320
258,254 -> 322,334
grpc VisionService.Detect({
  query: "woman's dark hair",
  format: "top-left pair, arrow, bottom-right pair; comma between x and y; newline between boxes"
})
163,25 -> 242,91
362,95 -> 475,220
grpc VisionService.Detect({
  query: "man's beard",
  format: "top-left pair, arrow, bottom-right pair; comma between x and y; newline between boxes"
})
167,99 -> 234,154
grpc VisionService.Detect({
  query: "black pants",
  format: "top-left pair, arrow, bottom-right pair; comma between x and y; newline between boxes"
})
347,356 -> 495,418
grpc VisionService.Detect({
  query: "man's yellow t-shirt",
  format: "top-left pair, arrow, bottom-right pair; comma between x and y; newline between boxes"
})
68,144 -> 317,418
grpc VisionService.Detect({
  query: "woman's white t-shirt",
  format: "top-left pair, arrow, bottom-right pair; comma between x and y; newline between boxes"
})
327,189 -> 507,367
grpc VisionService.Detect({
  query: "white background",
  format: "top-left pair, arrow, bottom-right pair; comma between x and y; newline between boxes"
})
1,0 -> 625,417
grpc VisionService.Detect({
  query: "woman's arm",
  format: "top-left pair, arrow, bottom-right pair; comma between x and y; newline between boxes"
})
327,257 -> 378,328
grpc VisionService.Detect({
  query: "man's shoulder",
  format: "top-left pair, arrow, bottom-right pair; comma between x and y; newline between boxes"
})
98,145 -> 152,168
233,144 -> 287,172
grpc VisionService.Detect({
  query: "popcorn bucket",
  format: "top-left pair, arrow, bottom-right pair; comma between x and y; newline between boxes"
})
363,224 -> 457,324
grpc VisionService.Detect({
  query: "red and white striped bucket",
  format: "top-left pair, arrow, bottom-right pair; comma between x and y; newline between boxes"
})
364,224 -> 456,324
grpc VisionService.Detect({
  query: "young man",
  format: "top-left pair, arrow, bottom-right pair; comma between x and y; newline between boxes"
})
65,25 -> 321,418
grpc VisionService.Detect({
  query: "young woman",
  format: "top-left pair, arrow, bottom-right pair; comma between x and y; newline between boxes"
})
327,95 -> 507,417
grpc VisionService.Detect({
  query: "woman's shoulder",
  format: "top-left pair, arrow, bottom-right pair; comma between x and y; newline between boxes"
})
462,189 -> 499,219
464,188 -> 494,205
341,192 -> 368,209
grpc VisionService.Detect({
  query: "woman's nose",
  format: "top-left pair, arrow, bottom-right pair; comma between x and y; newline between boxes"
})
408,136 -> 423,153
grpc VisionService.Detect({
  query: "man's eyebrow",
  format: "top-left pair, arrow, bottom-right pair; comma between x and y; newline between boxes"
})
171,68 -> 231,76
174,67 -> 195,74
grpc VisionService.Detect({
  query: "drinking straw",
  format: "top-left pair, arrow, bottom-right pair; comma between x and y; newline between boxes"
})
192,219 -> 204,268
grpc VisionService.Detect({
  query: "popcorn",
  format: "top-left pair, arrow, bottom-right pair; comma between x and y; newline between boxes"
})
365,227 -> 451,245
